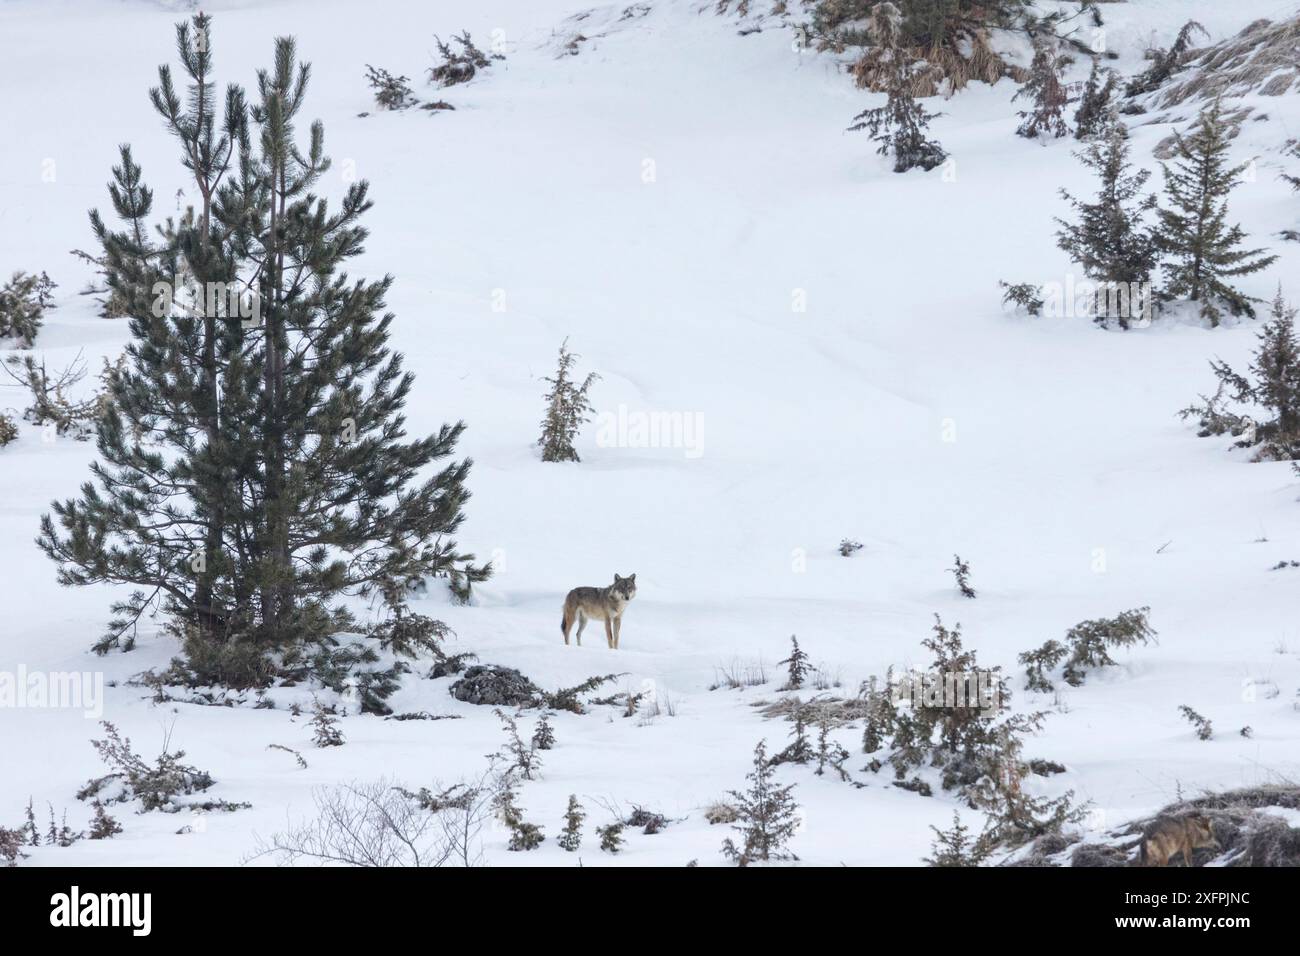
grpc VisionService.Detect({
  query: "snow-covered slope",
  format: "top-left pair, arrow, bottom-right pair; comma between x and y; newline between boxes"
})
1,0 -> 1299,866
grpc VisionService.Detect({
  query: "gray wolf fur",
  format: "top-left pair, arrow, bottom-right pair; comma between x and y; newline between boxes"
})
1139,814 -> 1218,867
561,573 -> 636,649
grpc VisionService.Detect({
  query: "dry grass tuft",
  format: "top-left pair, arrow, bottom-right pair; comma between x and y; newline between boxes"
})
1156,16 -> 1300,107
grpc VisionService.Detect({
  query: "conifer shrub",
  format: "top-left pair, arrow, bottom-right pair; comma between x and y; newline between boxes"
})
924,811 -> 994,866
429,32 -> 502,88
1125,20 -> 1207,98
1055,114 -> 1159,329
999,281 -> 1044,316
1179,705 -> 1213,741
1073,62 -> 1116,139
1181,290 -> 1300,461
1019,608 -> 1155,691
846,3 -> 946,173
1014,42 -> 1073,140
721,740 -> 800,866
77,722 -> 218,813
559,795 -> 584,851
364,65 -> 417,110
778,635 -> 811,690
1155,99 -> 1277,325
597,821 -> 626,853
538,339 -> 599,462
0,271 -> 55,347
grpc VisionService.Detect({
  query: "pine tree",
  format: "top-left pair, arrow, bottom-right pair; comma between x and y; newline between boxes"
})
1187,289 -> 1300,460
778,635 -> 811,690
949,554 -> 975,598
1156,99 -> 1277,326
496,784 -> 544,851
1073,61 -> 1116,140
771,706 -> 813,765
924,811 -> 993,867
721,741 -> 800,866
1247,291 -> 1300,456
1055,114 -> 1159,329
558,794 -> 584,851
538,339 -> 598,462
597,822 -> 625,853
1125,20 -> 1207,98
847,3 -> 946,174
1014,42 -> 1073,141
38,14 -> 486,673
0,271 -> 56,347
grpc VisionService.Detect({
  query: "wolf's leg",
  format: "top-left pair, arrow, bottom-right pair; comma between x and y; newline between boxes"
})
613,615 -> 621,649
604,616 -> 614,649
576,612 -> 587,646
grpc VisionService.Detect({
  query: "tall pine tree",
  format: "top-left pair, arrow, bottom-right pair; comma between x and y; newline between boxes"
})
1055,113 -> 1159,329
1156,99 -> 1277,326
39,15 -> 486,673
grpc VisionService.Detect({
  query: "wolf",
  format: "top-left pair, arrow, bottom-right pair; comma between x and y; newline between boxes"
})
1139,814 -> 1218,867
561,573 -> 636,649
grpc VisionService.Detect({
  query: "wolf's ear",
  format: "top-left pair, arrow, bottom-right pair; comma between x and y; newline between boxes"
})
628,573 -> 636,582
613,573 -> 623,583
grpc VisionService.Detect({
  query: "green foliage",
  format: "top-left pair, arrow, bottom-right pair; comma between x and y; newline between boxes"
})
428,32 -> 502,88
38,14 -> 488,669
1156,100 -> 1277,325
1055,116 -> 1159,329
999,281 -> 1044,316
1179,705 -> 1214,740
1074,62 -> 1116,140
1018,639 -> 1068,693
1060,607 -> 1155,686
778,635 -> 811,690
496,782 -> 544,851
1125,20 -> 1207,97
77,721 -> 216,812
1014,42 -> 1073,140
538,338 -> 599,462
0,271 -> 55,347
1182,290 -> 1300,459
597,821 -> 626,853
364,65 -> 416,110
924,811 -> 994,866
559,795 -> 584,851
846,4 -> 946,173
311,701 -> 345,747
721,740 -> 800,866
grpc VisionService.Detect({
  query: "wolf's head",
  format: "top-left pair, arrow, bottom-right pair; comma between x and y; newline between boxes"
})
1185,814 -> 1218,850
612,573 -> 637,601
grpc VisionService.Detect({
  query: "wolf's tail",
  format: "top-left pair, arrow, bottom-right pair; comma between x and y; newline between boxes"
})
560,610 -> 567,635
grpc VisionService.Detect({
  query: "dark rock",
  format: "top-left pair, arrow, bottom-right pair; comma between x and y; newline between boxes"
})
449,665 -> 541,707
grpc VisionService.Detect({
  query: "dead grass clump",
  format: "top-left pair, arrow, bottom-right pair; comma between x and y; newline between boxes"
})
1155,16 -> 1300,107
753,692 -> 870,728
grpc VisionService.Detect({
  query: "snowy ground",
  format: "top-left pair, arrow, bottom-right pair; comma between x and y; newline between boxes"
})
1,0 -> 1299,866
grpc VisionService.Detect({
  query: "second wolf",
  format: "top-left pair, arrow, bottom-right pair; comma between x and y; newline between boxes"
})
561,573 -> 636,649
1139,814 -> 1218,867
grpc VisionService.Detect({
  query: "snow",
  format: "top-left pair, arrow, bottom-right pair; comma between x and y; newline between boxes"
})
1,0 -> 1299,866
